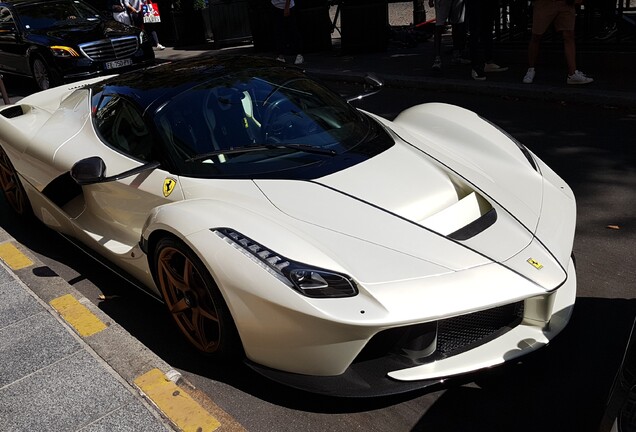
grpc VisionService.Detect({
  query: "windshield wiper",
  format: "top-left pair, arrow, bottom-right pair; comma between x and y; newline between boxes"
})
185,144 -> 337,162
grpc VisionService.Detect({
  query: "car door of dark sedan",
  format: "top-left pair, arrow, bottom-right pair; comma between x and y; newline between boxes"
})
0,6 -> 29,75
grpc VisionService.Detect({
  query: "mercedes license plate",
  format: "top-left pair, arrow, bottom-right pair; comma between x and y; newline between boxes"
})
104,58 -> 133,70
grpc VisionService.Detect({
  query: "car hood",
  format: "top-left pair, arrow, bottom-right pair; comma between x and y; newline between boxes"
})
253,136 -> 566,290
255,140 -> 532,266
28,19 -> 137,45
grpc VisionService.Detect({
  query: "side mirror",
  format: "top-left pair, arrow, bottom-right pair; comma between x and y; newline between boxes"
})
346,73 -> 384,103
70,156 -> 161,185
363,73 -> 383,91
71,156 -> 106,185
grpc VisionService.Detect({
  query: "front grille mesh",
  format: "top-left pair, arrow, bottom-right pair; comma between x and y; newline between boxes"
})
354,301 -> 525,365
436,301 -> 525,356
79,36 -> 139,61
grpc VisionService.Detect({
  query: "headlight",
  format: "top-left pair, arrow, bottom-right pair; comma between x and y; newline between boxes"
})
482,117 -> 539,172
213,228 -> 358,298
50,45 -> 79,57
139,31 -> 148,44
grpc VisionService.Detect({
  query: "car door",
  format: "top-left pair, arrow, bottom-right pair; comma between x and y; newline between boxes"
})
0,5 -> 29,74
71,93 -> 183,256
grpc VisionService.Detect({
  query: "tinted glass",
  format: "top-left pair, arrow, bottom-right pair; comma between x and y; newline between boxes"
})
152,68 -> 393,178
93,94 -> 153,161
16,0 -> 101,29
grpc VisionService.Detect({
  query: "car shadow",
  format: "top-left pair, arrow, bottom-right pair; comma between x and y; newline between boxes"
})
411,296 -> 636,432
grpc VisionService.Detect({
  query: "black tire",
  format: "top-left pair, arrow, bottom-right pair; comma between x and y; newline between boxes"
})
153,236 -> 242,359
30,55 -> 60,91
0,145 -> 32,216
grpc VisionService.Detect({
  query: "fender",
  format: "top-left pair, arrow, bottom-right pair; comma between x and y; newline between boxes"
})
386,103 -> 575,270
382,103 -> 544,235
141,198 -> 350,274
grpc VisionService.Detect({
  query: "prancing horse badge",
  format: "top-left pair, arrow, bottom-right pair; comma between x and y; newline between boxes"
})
527,258 -> 544,270
163,178 -> 177,197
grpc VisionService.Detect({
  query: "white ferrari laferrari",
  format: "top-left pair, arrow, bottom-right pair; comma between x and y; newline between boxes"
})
0,55 -> 576,396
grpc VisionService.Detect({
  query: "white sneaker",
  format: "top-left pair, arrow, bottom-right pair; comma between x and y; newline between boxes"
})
156,44 -> 165,50
276,55 -> 285,63
523,68 -> 535,84
294,54 -> 304,65
484,62 -> 508,72
567,70 -> 594,85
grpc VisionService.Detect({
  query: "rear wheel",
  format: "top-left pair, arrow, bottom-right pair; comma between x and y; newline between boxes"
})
154,236 -> 241,358
0,146 -> 31,216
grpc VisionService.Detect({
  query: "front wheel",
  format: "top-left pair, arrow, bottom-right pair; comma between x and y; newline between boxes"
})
154,236 -> 241,358
30,55 -> 59,91
0,146 -> 31,216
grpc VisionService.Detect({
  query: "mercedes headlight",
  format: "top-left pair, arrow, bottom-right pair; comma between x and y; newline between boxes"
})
50,45 -> 79,57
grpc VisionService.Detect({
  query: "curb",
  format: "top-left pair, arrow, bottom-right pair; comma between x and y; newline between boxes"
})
0,227 -> 246,432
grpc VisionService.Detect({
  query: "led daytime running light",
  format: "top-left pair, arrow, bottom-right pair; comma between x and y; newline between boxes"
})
50,45 -> 80,57
212,228 -> 358,298
213,228 -> 292,286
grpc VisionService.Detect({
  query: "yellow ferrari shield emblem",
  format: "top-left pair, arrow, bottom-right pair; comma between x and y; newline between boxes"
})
163,178 -> 177,197
527,258 -> 544,270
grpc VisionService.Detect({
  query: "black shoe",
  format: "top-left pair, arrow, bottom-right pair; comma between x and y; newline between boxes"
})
595,24 -> 617,40
471,69 -> 486,81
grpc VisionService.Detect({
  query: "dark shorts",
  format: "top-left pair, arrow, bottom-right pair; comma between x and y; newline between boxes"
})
532,0 -> 576,34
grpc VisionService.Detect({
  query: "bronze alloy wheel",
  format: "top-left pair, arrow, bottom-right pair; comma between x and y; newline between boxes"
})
155,237 -> 238,355
0,146 -> 30,215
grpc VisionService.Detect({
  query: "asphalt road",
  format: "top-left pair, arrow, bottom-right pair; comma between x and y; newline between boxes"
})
1,79 -> 635,432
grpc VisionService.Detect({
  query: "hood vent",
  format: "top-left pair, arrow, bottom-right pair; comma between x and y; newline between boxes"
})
448,208 -> 497,241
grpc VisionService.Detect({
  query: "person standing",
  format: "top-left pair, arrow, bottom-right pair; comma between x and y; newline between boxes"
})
111,0 -> 131,25
465,0 -> 508,80
140,0 -> 165,50
125,0 -> 142,27
428,0 -> 469,71
591,0 -> 618,40
270,0 -> 303,65
523,0 -> 593,85
126,0 -> 165,50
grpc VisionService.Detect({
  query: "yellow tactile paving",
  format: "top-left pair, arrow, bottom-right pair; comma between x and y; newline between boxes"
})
0,242 -> 33,270
135,368 -> 221,432
49,294 -> 107,337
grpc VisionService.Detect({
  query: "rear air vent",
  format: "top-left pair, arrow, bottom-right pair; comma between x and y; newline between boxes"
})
1,105 -> 25,118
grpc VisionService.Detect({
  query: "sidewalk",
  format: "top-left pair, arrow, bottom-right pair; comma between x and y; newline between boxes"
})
0,236 -> 173,431
154,35 -> 636,109
0,226 -> 240,432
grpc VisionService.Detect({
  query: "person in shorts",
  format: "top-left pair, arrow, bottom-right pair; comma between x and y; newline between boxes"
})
428,0 -> 468,71
523,0 -> 593,85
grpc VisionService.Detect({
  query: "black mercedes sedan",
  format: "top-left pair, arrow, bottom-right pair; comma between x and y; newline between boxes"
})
0,0 -> 155,90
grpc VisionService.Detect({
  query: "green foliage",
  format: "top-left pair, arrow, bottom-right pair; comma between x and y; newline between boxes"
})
172,0 -> 207,12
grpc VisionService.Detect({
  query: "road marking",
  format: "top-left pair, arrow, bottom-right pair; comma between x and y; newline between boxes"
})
135,368 -> 221,432
0,242 -> 33,270
49,294 -> 107,337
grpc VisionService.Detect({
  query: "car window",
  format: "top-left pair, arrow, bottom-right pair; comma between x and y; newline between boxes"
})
93,95 -> 153,161
16,0 -> 101,29
152,69 -> 390,177
0,6 -> 15,27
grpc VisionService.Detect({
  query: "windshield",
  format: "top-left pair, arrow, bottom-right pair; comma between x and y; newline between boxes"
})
153,68 -> 393,178
17,0 -> 101,29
